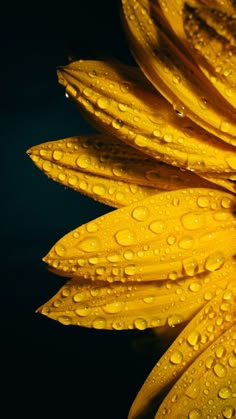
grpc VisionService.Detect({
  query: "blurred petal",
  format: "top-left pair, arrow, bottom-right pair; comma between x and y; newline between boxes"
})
37,257 -> 236,330
27,134 -> 219,208
43,188 -> 236,282
128,282 -> 236,418
121,0 -> 236,146
57,60 -> 236,182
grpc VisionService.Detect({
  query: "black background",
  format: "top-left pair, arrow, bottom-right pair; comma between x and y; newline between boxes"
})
3,2 -> 169,417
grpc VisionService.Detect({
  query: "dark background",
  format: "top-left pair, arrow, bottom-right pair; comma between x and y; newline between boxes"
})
3,2 -> 168,417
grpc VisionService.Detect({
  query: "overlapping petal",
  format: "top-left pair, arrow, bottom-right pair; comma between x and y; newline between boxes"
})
43,188 -> 236,282
37,257 -> 236,331
122,0 -> 236,146
27,134 -> 216,208
57,60 -> 236,191
128,283 -> 236,418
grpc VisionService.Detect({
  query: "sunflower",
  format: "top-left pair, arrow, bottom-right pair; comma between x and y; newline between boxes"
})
27,1 -> 236,418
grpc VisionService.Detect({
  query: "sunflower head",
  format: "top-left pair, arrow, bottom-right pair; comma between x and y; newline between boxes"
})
28,1 -> 236,418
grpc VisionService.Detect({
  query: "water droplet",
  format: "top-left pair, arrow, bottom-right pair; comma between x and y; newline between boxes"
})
167,235 -> 176,245
115,229 -> 136,246
188,408 -> 202,419
153,129 -> 161,138
75,307 -> 91,317
53,149 -> 63,161
205,356 -> 215,369
205,252 -> 225,272
213,363 -> 226,377
163,133 -> 173,142
124,265 -> 136,276
42,161 -> 53,172
97,97 -> 110,109
58,173 -> 66,181
183,257 -> 198,276
132,206 -> 150,221
58,316 -> 72,325
78,237 -> 101,252
103,302 -> 124,314
73,292 -> 86,302
112,320 -> 124,330
215,346 -> 226,359
170,350 -> 183,364
123,250 -> 134,260
118,103 -> 128,112
222,406 -> 235,418
112,118 -> 124,129
228,354 -> 236,368
221,197 -> 232,209
134,318 -> 147,330
143,296 -> 155,304
149,220 -> 165,234
76,154 -> 91,169
189,282 -> 201,292
55,243 -> 66,256
92,318 -> 107,329
86,222 -> 98,233
92,184 -> 106,196
65,84 -> 79,98
218,386 -> 232,399
181,212 -> 205,230
68,175 -> 77,186
187,331 -> 200,346
197,196 -> 210,208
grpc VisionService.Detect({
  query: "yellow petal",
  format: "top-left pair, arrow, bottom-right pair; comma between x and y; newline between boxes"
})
37,257 -> 236,330
128,282 -> 236,418
161,1 -> 236,110
57,59 -> 236,177
121,0 -> 236,146
44,188 -> 236,282
27,134 -> 220,208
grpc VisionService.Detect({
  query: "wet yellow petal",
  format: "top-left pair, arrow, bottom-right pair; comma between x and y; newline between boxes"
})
159,1 -> 236,110
44,188 -> 236,282
27,134 -> 220,208
128,283 -> 236,418
122,0 -> 236,146
37,257 -> 236,330
57,59 -> 236,179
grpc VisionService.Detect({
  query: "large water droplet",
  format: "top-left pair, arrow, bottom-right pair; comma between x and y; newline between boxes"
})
213,362 -> 226,377
132,206 -> 150,221
181,212 -> 205,230
149,220 -> 165,234
53,149 -> 63,161
170,350 -> 183,364
78,237 -> 101,252
218,385 -> 232,399
205,252 -> 225,272
115,228 -> 136,246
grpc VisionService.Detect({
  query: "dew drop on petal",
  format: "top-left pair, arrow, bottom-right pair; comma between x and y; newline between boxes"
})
213,363 -> 227,378
53,149 -> 64,161
181,212 -> 205,230
205,252 -> 225,272
221,406 -> 235,418
149,220 -> 165,234
77,237 -> 101,252
115,229 -> 136,246
134,318 -> 148,330
218,386 -> 232,399
92,318 -> 107,329
170,350 -> 183,364
132,206 -> 150,221
55,244 -> 66,256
